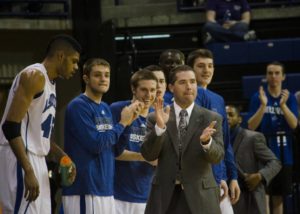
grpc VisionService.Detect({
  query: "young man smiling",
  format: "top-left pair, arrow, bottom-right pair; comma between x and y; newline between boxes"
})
111,69 -> 158,214
62,58 -> 141,214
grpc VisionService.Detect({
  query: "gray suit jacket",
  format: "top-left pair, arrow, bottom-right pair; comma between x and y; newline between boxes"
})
232,127 -> 282,214
141,104 -> 224,214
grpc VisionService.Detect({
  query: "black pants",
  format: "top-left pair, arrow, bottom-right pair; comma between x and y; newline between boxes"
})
166,185 -> 192,214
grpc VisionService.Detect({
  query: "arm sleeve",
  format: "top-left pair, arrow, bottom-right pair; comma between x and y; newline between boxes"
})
247,93 -> 261,129
110,102 -> 130,157
287,94 -> 299,118
66,101 -> 125,155
221,102 -> 238,180
254,133 -> 282,185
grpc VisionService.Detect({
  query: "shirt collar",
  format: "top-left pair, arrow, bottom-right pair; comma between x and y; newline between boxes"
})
173,101 -> 194,124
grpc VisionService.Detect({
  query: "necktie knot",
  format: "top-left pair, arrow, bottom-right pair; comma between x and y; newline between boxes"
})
179,110 -> 188,118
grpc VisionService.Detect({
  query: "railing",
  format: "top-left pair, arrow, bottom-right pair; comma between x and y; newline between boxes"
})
0,64 -> 25,85
177,0 -> 300,12
0,0 -> 70,18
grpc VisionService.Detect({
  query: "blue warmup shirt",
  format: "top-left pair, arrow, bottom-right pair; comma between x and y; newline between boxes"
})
62,94 -> 125,196
206,0 -> 250,25
163,91 -> 174,106
196,87 -> 238,184
248,90 -> 298,165
111,101 -> 155,203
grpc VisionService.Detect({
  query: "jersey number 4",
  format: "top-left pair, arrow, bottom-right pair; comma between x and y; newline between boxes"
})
41,114 -> 55,139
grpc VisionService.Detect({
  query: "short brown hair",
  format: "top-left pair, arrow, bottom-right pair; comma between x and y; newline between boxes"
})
130,69 -> 158,89
83,58 -> 110,77
267,61 -> 285,75
169,65 -> 194,84
186,49 -> 213,67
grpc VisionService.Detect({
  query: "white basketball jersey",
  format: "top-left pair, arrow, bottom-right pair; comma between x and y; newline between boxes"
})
0,63 -> 56,156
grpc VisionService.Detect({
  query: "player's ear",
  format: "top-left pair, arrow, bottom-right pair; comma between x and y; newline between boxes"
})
238,116 -> 242,124
83,74 -> 89,84
131,85 -> 136,95
168,83 -> 174,93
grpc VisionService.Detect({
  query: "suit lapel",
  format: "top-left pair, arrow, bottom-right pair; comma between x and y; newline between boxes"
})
182,105 -> 203,154
233,128 -> 246,155
167,106 -> 180,156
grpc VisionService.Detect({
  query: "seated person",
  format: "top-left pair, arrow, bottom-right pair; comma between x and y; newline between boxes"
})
203,0 -> 256,43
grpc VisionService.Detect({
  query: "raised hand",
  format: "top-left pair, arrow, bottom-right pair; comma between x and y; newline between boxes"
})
24,170 -> 39,202
200,121 -> 217,144
259,86 -> 268,106
153,97 -> 170,129
120,101 -> 144,126
280,89 -> 289,107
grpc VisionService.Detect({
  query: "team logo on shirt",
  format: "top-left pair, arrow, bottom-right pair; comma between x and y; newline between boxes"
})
129,126 -> 146,144
43,93 -> 56,113
265,105 -> 283,115
95,117 -> 113,132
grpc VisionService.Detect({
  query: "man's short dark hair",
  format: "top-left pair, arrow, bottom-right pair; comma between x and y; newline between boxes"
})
159,49 -> 185,64
169,65 -> 194,85
83,58 -> 110,77
226,104 -> 241,116
131,69 -> 158,89
45,34 -> 82,57
267,61 -> 285,75
186,49 -> 213,68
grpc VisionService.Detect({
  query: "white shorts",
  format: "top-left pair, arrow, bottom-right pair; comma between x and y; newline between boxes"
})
62,195 -> 116,214
0,145 -> 51,214
115,199 -> 146,214
220,188 -> 234,214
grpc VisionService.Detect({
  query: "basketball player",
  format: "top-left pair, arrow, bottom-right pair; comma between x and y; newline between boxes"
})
0,34 -> 81,214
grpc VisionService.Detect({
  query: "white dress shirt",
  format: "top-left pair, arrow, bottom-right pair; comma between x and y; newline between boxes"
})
154,101 -> 212,149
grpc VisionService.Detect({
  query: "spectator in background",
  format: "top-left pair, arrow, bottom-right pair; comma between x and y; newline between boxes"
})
226,105 -> 281,214
248,61 -> 298,214
159,49 -> 185,105
203,0 -> 256,44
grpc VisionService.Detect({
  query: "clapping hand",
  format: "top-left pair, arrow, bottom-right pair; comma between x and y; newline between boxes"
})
200,121 -> 217,144
153,96 -> 170,129
280,89 -> 289,107
120,101 -> 144,126
259,86 -> 268,106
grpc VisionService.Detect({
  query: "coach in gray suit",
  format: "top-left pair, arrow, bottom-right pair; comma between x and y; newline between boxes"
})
141,65 -> 224,214
226,105 -> 281,214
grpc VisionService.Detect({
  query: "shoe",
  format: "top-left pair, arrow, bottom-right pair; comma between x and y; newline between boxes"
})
244,30 -> 256,41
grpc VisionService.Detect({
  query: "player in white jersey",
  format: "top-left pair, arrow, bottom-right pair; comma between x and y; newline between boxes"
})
0,34 -> 81,214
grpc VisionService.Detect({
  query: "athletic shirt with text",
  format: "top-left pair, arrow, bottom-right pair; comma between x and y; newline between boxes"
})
0,63 -> 56,156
